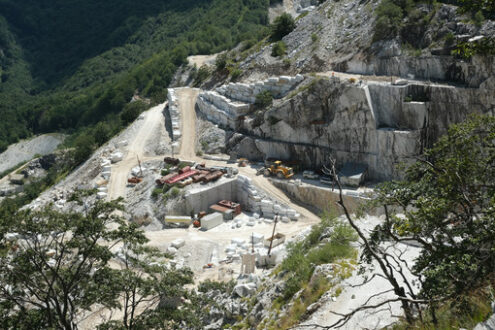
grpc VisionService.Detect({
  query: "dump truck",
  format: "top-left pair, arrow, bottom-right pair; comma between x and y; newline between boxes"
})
263,160 -> 294,179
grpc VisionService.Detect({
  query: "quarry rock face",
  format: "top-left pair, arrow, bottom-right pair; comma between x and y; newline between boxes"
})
199,73 -> 493,181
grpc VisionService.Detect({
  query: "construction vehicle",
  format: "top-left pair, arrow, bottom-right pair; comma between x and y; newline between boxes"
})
263,160 -> 294,179
128,156 -> 145,185
128,177 -> 143,184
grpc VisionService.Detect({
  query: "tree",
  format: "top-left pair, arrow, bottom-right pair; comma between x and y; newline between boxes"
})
323,115 -> 495,327
72,133 -> 96,165
271,13 -> 296,41
0,201 -> 139,329
104,244 -> 194,330
0,199 -> 202,330
120,100 -> 146,125
215,53 -> 228,71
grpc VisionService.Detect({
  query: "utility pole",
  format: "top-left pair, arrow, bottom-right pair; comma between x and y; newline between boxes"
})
251,233 -> 255,254
137,155 -> 143,177
267,214 -> 278,257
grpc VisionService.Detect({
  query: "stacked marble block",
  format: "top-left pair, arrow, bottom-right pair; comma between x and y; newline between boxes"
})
196,74 -> 305,129
167,89 -> 181,141
196,91 -> 251,128
258,199 -> 299,221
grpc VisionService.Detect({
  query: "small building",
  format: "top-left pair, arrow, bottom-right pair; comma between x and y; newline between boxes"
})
201,212 -> 223,230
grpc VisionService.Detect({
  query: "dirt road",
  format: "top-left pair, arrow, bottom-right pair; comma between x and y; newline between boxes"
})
107,103 -> 166,200
171,87 -> 320,225
187,54 -> 218,68
176,88 -> 199,159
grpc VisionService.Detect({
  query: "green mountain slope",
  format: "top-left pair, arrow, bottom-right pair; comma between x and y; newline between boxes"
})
0,0 -> 270,151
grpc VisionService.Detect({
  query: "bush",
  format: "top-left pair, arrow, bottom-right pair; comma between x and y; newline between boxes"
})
374,0 -> 404,40
255,90 -> 273,109
169,186 -> 180,198
72,133 -> 95,165
271,13 -> 296,40
271,41 -> 287,57
194,65 -> 211,86
121,101 -> 146,124
229,67 -> 242,81
151,188 -> 162,198
215,53 -> 228,71
474,10 -> 485,27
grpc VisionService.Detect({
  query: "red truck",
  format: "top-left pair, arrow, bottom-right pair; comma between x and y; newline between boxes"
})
156,172 -> 178,186
165,169 -> 198,185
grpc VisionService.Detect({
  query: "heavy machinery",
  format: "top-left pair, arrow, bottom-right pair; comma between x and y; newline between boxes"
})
263,160 -> 294,179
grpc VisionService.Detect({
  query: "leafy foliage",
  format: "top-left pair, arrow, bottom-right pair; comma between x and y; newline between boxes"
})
0,201 -> 196,329
254,90 -> 274,109
368,115 -> 495,315
271,41 -> 287,57
271,13 -> 296,41
0,0 -> 271,152
452,37 -> 495,59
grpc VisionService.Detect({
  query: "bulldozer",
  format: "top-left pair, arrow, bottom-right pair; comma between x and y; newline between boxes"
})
263,160 -> 294,179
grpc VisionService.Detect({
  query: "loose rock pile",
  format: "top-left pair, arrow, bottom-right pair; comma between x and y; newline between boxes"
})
167,89 -> 181,143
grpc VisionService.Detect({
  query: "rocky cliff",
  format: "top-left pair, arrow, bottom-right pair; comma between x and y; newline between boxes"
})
195,0 -> 495,182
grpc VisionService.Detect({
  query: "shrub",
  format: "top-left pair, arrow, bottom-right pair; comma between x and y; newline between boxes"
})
215,53 -> 228,71
230,68 -> 242,81
311,33 -> 318,43
151,188 -> 162,198
72,133 -> 95,165
194,65 -> 211,86
271,41 -> 287,57
121,100 -> 146,124
255,90 -> 273,109
474,10 -> 485,27
169,186 -> 180,198
373,0 -> 414,41
271,13 -> 296,40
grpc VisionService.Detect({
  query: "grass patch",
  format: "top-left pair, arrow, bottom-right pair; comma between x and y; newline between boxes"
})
278,210 -> 357,302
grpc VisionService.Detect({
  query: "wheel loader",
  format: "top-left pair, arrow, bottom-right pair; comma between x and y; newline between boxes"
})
263,160 -> 294,179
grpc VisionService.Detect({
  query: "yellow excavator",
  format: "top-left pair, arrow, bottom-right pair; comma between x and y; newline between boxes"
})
263,160 -> 294,179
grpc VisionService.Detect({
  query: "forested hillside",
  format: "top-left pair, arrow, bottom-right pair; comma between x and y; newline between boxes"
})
0,0 -> 271,151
